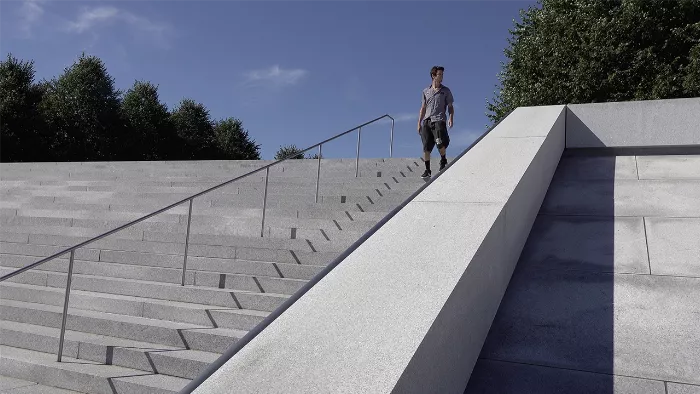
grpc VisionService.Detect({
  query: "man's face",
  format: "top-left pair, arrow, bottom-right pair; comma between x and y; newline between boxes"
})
433,70 -> 444,84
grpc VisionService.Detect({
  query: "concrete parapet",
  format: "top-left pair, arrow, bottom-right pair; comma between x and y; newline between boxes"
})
191,105 -> 566,393
566,97 -> 700,149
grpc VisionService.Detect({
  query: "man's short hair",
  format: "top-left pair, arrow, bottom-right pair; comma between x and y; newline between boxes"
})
430,66 -> 445,79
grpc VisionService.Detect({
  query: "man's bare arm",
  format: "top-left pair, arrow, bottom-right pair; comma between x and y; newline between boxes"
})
418,103 -> 426,133
447,104 -> 454,128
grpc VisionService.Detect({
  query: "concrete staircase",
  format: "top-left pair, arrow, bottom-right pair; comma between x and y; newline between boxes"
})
0,158 -> 428,393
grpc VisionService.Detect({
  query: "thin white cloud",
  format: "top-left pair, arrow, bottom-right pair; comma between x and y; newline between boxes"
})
243,65 -> 308,88
66,6 -> 171,47
18,0 -> 45,37
394,113 -> 417,122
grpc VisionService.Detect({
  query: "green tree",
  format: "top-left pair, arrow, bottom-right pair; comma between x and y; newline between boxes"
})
213,117 -> 261,160
274,144 -> 305,160
170,98 -> 218,160
684,44 -> 700,93
121,80 -> 175,160
39,53 -> 123,161
0,54 -> 47,162
487,0 -> 700,125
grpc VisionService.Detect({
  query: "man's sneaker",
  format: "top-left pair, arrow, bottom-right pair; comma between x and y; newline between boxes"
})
439,158 -> 448,171
421,169 -> 431,178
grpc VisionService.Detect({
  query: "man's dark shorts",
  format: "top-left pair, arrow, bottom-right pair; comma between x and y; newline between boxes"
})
420,119 -> 450,152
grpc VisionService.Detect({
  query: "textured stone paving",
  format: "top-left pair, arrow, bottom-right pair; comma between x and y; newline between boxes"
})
465,154 -> 700,394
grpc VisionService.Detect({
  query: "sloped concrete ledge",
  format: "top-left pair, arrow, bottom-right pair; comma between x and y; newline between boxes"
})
190,105 -> 566,394
567,97 -> 700,149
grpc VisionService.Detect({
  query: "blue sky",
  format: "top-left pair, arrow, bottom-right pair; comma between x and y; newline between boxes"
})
1,0 -> 537,160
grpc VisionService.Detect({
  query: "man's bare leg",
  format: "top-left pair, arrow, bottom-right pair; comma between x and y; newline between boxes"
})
438,147 -> 448,171
421,150 -> 432,178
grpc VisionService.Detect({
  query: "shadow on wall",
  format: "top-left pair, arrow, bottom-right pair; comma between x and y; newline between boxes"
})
565,109 -> 608,148
464,124 -> 618,393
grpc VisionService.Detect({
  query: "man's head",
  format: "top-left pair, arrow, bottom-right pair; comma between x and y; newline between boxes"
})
430,66 -> 444,85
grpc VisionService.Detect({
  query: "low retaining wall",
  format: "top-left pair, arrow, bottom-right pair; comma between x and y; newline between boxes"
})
566,97 -> 700,149
191,104 -> 566,394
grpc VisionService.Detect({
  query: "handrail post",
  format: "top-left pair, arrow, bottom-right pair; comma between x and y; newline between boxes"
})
314,144 -> 322,203
355,127 -> 362,178
181,198 -> 194,286
390,117 -> 395,158
57,250 -> 75,362
261,167 -> 270,237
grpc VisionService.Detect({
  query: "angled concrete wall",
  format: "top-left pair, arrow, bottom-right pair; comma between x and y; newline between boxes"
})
567,97 -> 700,148
191,104 -> 566,394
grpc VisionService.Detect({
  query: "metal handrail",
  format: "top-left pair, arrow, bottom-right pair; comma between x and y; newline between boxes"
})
0,113 -> 395,362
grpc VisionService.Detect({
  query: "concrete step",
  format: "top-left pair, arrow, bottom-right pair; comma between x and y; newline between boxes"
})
346,210 -> 396,222
0,282 -> 268,330
1,201 -> 385,222
0,165 -> 411,179
0,224 -> 144,241
5,187 -> 381,202
5,208 -> 379,234
0,266 -> 292,311
0,217 -> 370,246
0,320 -> 220,380
0,299 -> 246,353
0,248 -> 307,294
57,177 -> 415,194
59,196 -> 375,213
20,232 -> 337,265
0,162 -> 419,179
1,171 -> 416,187
0,187 -> 417,217
0,374 -> 81,393
0,345 -> 188,393
0,231 -> 340,265
0,157 -> 418,169
0,215 -> 355,245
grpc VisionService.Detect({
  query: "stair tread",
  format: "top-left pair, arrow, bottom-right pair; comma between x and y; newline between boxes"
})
0,320 -> 182,352
0,345 -> 189,392
0,374 -> 81,393
0,281 -> 270,318
0,320 -> 224,364
1,298 -> 205,330
0,344 -> 151,377
1,299 -> 247,338
0,265 -> 293,298
0,251 -> 308,286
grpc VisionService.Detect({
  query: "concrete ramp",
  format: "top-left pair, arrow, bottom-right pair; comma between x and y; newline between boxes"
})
190,105 -> 568,393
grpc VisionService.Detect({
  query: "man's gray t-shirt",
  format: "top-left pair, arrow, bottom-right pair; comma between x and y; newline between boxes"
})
422,84 -> 454,122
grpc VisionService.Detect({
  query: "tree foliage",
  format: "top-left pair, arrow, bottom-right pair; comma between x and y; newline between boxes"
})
0,53 -> 261,163
121,80 -> 176,160
40,54 -> 123,161
274,144 -> 305,160
488,0 -> 700,125
170,98 -> 218,160
213,118 -> 261,160
0,54 -> 45,161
